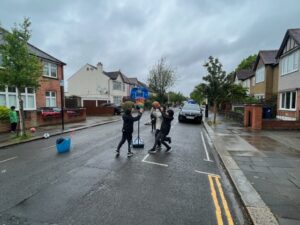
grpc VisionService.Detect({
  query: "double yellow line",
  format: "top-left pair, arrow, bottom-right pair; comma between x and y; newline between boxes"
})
208,175 -> 234,225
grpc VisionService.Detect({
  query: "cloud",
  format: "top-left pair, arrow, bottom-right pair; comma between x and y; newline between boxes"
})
0,0 -> 299,96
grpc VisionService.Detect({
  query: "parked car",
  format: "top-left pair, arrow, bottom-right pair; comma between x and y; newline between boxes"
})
100,103 -> 122,115
40,107 -> 61,118
178,103 -> 203,123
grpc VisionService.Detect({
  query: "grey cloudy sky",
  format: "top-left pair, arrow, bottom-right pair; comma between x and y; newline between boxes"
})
1,0 -> 300,96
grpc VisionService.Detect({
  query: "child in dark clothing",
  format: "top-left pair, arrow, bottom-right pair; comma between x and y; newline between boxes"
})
148,108 -> 174,153
116,107 -> 143,157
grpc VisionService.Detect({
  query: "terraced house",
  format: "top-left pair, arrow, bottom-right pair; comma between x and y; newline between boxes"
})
276,29 -> 300,120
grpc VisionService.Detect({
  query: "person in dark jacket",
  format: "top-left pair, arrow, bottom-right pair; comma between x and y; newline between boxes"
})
148,108 -> 174,153
116,107 -> 143,157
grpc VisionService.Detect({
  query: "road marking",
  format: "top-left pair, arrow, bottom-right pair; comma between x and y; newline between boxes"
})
201,132 -> 213,162
43,145 -> 56,150
194,170 -> 220,178
0,156 -> 17,164
142,154 -> 168,167
215,176 -> 234,225
208,175 -> 224,225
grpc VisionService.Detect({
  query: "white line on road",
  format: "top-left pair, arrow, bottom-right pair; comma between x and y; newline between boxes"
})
195,170 -> 220,178
142,154 -> 168,167
0,156 -> 17,164
201,132 -> 213,162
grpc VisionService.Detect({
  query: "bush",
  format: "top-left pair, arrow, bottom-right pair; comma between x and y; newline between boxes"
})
0,106 -> 10,122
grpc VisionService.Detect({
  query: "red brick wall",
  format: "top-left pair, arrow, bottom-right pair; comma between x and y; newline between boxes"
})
262,120 -> 300,130
244,104 -> 263,130
0,122 -> 10,133
86,107 -> 114,116
0,108 -> 86,132
36,64 -> 64,108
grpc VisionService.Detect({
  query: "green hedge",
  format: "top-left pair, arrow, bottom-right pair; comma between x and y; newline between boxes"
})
0,106 -> 10,122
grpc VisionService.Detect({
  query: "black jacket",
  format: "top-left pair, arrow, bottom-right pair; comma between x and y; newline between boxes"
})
122,112 -> 142,134
160,111 -> 174,135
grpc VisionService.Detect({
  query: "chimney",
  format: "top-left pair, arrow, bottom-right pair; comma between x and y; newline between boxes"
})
97,62 -> 103,72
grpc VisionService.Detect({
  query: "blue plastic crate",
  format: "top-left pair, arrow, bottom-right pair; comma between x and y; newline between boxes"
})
56,138 -> 71,153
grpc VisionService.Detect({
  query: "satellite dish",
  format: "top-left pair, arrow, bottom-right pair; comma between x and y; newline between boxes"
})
96,86 -> 107,94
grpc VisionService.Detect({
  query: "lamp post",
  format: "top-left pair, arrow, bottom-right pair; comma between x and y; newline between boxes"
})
205,96 -> 209,118
60,80 -> 64,130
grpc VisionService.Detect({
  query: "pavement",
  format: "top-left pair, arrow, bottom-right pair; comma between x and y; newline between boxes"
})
203,113 -> 300,225
0,116 -> 121,149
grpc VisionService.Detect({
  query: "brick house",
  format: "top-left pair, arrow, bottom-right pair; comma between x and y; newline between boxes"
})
0,27 -> 66,111
0,27 -> 85,131
252,50 -> 279,100
276,28 -> 300,121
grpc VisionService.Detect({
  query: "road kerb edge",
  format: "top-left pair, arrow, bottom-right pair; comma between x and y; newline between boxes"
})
203,120 -> 279,225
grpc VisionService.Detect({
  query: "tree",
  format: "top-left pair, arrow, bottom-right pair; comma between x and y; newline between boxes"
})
200,56 -> 247,124
147,57 -> 176,104
190,84 -> 206,105
201,56 -> 228,123
236,54 -> 257,72
168,91 -> 186,105
0,18 -> 42,136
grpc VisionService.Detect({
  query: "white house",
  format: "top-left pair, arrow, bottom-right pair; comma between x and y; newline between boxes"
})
67,62 -> 135,107
68,62 -> 110,107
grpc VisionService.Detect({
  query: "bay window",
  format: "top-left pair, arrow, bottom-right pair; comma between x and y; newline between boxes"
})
280,91 -> 296,110
0,87 -> 36,110
281,51 -> 299,76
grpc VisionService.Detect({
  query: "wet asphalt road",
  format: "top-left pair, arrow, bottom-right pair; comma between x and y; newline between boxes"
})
0,110 -> 250,225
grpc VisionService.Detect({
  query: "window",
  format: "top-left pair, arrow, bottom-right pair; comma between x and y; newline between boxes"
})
255,67 -> 265,83
123,84 -> 125,91
254,94 -> 264,100
43,62 -> 58,78
280,91 -> 296,110
252,77 -> 255,86
8,87 -> 17,108
0,87 -> 36,110
21,88 -> 35,109
113,96 -> 122,105
45,91 -> 56,107
281,51 -> 299,76
113,81 -> 122,90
